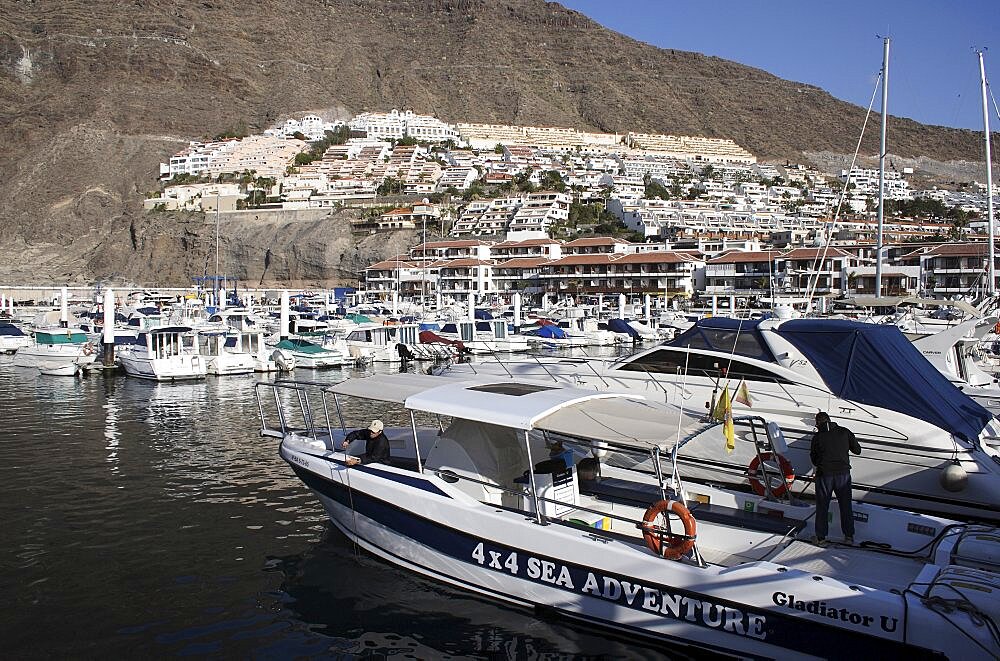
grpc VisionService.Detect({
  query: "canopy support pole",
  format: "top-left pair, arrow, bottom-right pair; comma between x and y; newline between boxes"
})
410,411 -> 423,474
523,430 -> 545,525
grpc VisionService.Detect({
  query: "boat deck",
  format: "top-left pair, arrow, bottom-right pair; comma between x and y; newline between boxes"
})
766,540 -> 928,592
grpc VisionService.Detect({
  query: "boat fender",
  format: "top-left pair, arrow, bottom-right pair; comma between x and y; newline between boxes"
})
641,499 -> 696,560
940,461 -> 969,493
747,452 -> 796,498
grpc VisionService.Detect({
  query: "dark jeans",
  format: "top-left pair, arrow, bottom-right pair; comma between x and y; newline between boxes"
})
815,471 -> 854,539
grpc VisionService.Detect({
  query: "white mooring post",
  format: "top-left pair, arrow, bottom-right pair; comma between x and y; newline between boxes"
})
103,288 -> 115,367
280,290 -> 290,340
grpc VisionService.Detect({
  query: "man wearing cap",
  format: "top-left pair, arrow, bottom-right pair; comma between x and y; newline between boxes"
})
810,411 -> 862,546
341,420 -> 390,467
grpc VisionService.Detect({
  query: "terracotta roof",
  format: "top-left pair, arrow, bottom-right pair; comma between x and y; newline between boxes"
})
781,247 -> 853,259
415,240 -> 492,249
367,259 -> 418,270
920,242 -> 988,257
495,257 -> 552,268
492,238 -> 563,247
563,237 -> 630,247
546,254 -> 616,266
707,250 -> 780,264
439,258 -> 495,268
616,252 -> 698,264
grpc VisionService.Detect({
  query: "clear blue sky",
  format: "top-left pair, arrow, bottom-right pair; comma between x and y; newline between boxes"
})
557,0 -> 999,130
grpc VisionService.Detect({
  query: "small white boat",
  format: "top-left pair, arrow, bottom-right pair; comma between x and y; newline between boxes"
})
259,374 -> 1000,659
37,361 -> 81,377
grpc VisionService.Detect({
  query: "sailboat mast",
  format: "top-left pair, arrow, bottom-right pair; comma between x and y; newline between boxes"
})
875,37 -> 889,298
979,49 -> 996,297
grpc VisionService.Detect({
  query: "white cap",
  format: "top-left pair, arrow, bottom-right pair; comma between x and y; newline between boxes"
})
368,419 -> 384,434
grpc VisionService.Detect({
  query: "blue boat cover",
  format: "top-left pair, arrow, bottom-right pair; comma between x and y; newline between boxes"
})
775,319 -> 992,442
475,309 -> 494,320
0,323 -> 26,337
533,325 -> 567,339
667,317 -> 774,362
419,323 -> 441,331
607,318 -> 640,338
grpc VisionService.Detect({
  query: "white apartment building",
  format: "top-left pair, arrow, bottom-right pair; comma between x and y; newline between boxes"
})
840,167 -> 913,201
506,192 -> 572,234
625,133 -> 756,164
165,136 -> 307,180
349,109 -> 458,143
436,167 -> 478,191
265,115 -> 344,141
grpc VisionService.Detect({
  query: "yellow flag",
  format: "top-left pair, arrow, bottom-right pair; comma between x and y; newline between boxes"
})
721,386 -> 736,453
710,383 -> 728,422
735,379 -> 753,408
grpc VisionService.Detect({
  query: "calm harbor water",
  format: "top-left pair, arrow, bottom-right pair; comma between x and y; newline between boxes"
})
0,353 -> 690,660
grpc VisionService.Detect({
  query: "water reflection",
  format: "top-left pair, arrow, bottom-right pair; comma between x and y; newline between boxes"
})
1,349 -> 699,659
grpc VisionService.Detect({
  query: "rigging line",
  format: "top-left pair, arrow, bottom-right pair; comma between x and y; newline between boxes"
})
805,70 -> 883,309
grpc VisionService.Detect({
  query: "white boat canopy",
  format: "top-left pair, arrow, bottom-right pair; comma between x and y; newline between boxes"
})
837,295 -> 981,317
325,374 -> 715,452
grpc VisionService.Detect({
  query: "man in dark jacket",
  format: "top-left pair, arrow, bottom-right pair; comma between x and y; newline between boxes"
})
810,411 -> 862,546
341,419 -> 390,466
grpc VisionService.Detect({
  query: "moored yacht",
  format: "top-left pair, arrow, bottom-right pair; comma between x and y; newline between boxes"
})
271,337 -> 346,369
433,317 -> 1000,521
198,330 -> 255,376
117,326 -> 207,381
259,374 -> 1000,659
12,327 -> 98,369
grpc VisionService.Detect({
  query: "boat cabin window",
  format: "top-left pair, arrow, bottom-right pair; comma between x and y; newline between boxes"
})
619,348 -> 791,383
347,330 -> 371,342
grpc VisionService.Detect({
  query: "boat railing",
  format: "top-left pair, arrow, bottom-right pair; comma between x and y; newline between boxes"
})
254,379 -> 338,448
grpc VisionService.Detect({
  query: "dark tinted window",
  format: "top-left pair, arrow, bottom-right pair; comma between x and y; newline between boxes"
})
618,348 -> 789,383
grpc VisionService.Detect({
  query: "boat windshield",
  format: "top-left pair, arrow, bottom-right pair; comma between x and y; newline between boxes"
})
666,318 -> 775,362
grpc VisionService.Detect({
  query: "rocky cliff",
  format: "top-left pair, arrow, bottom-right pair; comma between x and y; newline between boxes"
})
0,0 -> 991,285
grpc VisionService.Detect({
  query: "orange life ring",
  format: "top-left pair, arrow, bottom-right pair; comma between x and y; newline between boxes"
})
641,499 -> 697,560
82,342 -> 95,356
747,452 -> 796,497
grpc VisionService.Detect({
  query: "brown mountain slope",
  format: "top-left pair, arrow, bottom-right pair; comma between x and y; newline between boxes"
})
0,0 -> 990,284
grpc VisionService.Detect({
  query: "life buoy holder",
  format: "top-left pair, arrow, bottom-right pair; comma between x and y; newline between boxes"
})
641,499 -> 696,560
81,342 -> 95,356
747,452 -> 796,497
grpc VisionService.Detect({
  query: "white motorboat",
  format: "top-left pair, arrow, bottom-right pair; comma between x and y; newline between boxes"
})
518,322 -> 588,349
117,326 -> 207,381
270,337 -> 346,369
259,374 -> 1000,659
342,323 -> 457,363
434,317 -> 1000,522
555,316 -> 619,346
198,330 -> 255,376
0,322 -> 32,354
437,320 -> 530,355
910,315 -> 1000,416
13,327 -> 98,369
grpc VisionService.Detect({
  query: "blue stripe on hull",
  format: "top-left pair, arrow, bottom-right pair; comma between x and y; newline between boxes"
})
289,463 -> 941,659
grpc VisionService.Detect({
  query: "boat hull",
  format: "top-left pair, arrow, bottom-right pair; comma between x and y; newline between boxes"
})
118,353 -> 207,381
